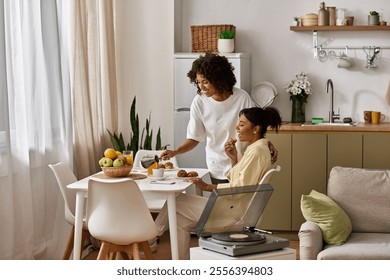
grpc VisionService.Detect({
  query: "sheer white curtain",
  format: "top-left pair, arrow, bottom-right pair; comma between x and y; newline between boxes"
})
72,0 -> 118,179
0,0 -> 72,259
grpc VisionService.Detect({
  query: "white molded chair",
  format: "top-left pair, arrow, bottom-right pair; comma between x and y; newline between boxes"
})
48,162 -> 91,260
86,178 -> 159,260
259,165 -> 281,185
133,150 -> 179,212
254,165 -> 281,228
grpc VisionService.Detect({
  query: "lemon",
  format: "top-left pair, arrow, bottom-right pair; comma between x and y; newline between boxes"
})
104,148 -> 118,160
116,151 -> 122,157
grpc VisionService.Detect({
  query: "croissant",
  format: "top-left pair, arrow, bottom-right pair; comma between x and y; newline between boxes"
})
177,169 -> 188,177
187,171 -> 198,177
164,162 -> 174,169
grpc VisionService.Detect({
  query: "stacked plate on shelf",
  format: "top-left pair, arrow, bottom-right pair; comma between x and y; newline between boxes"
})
301,13 -> 318,26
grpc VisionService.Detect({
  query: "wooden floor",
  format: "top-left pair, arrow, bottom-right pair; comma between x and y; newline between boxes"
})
84,231 -> 300,260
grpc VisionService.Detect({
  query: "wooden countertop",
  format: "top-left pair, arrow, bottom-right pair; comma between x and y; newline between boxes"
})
274,122 -> 390,132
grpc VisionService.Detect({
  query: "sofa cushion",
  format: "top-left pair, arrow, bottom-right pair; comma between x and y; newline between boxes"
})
301,189 -> 352,245
317,232 -> 390,260
327,167 -> 390,233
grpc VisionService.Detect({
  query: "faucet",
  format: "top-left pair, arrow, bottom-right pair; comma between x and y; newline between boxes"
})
326,79 -> 340,123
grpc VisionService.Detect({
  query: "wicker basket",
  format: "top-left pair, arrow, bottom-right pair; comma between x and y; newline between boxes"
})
101,165 -> 133,178
191,24 -> 236,53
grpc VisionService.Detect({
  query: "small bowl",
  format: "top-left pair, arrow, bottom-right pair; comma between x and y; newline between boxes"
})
101,165 -> 133,177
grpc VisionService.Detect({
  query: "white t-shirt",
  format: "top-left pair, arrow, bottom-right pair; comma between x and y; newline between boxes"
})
187,87 -> 255,179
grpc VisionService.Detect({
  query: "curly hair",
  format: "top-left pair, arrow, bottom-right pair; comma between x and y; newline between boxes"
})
239,107 -> 282,136
187,53 -> 237,95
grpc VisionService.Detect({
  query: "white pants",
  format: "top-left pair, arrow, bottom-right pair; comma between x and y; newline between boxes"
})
154,193 -> 208,260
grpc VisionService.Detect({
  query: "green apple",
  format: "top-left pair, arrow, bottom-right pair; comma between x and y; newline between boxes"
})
98,157 -> 106,167
113,158 -> 124,167
117,155 -> 127,165
102,157 -> 113,167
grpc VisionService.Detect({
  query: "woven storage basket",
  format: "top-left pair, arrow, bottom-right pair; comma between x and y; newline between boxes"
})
191,24 -> 236,52
101,165 -> 133,178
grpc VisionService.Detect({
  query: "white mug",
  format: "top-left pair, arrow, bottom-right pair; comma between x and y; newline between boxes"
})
152,168 -> 165,178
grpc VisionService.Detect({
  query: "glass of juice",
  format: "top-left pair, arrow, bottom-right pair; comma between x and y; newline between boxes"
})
122,150 -> 133,165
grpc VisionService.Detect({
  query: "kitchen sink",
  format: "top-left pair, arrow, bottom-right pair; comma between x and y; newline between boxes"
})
301,121 -> 358,127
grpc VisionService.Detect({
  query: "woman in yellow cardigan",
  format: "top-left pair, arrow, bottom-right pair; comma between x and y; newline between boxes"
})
155,106 -> 282,259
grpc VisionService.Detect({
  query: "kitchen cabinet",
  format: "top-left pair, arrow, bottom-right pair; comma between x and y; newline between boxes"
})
261,131 -> 390,233
291,133 -> 327,230
363,133 -> 390,169
327,133 -> 363,174
258,133 -> 291,231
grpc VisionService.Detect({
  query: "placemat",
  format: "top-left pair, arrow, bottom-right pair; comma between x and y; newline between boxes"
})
93,173 -> 147,180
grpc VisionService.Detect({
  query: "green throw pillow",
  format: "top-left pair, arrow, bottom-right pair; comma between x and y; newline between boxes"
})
301,190 -> 352,245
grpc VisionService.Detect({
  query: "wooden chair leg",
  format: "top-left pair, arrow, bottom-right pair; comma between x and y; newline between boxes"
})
97,241 -> 111,260
62,226 -> 74,260
130,243 -> 141,260
119,252 -> 130,260
74,229 -> 91,259
139,241 -> 155,260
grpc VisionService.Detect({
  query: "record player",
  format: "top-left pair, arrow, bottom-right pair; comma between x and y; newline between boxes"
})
195,184 -> 289,257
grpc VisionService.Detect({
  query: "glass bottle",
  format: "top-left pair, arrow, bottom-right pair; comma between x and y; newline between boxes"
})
318,2 -> 329,26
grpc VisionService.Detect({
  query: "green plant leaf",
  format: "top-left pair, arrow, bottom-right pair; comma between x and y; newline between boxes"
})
219,30 -> 235,39
156,127 -> 161,150
107,95 -> 163,157
107,129 -> 122,151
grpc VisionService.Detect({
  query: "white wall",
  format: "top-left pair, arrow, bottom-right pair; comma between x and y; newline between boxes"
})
178,0 -> 390,123
114,0 -> 175,149
115,0 -> 390,149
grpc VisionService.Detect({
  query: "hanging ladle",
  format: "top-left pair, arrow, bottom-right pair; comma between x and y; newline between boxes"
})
369,47 -> 380,65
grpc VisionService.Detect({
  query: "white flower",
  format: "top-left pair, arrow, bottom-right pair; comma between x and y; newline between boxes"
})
284,71 -> 313,102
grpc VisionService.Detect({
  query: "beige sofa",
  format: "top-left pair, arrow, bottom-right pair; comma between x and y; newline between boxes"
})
299,166 -> 390,260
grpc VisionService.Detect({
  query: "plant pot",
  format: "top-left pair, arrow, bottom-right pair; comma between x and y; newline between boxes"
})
217,39 -> 234,53
368,15 -> 380,26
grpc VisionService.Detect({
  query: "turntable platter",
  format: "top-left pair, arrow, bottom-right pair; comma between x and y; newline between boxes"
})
211,231 -> 266,246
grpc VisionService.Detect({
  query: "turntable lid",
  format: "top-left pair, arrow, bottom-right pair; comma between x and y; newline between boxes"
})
195,184 -> 273,237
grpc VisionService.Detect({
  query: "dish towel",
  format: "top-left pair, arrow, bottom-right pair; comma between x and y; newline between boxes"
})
386,79 -> 390,106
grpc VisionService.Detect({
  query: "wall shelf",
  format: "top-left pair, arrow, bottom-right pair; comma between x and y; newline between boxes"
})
290,25 -> 390,32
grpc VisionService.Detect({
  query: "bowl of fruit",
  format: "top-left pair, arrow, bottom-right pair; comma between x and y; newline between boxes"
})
99,148 -> 133,177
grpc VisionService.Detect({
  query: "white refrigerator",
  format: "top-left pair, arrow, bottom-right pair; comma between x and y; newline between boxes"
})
174,53 -> 251,168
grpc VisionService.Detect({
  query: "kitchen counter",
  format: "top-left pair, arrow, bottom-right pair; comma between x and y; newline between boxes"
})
275,122 -> 390,132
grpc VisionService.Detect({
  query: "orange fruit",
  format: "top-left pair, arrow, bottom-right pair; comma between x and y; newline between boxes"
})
116,151 -> 122,157
147,162 -> 158,174
104,148 -> 118,160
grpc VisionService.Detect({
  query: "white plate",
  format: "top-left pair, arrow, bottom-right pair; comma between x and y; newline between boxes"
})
163,168 -> 179,172
251,81 -> 278,108
133,168 -> 178,173
147,175 -> 169,181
